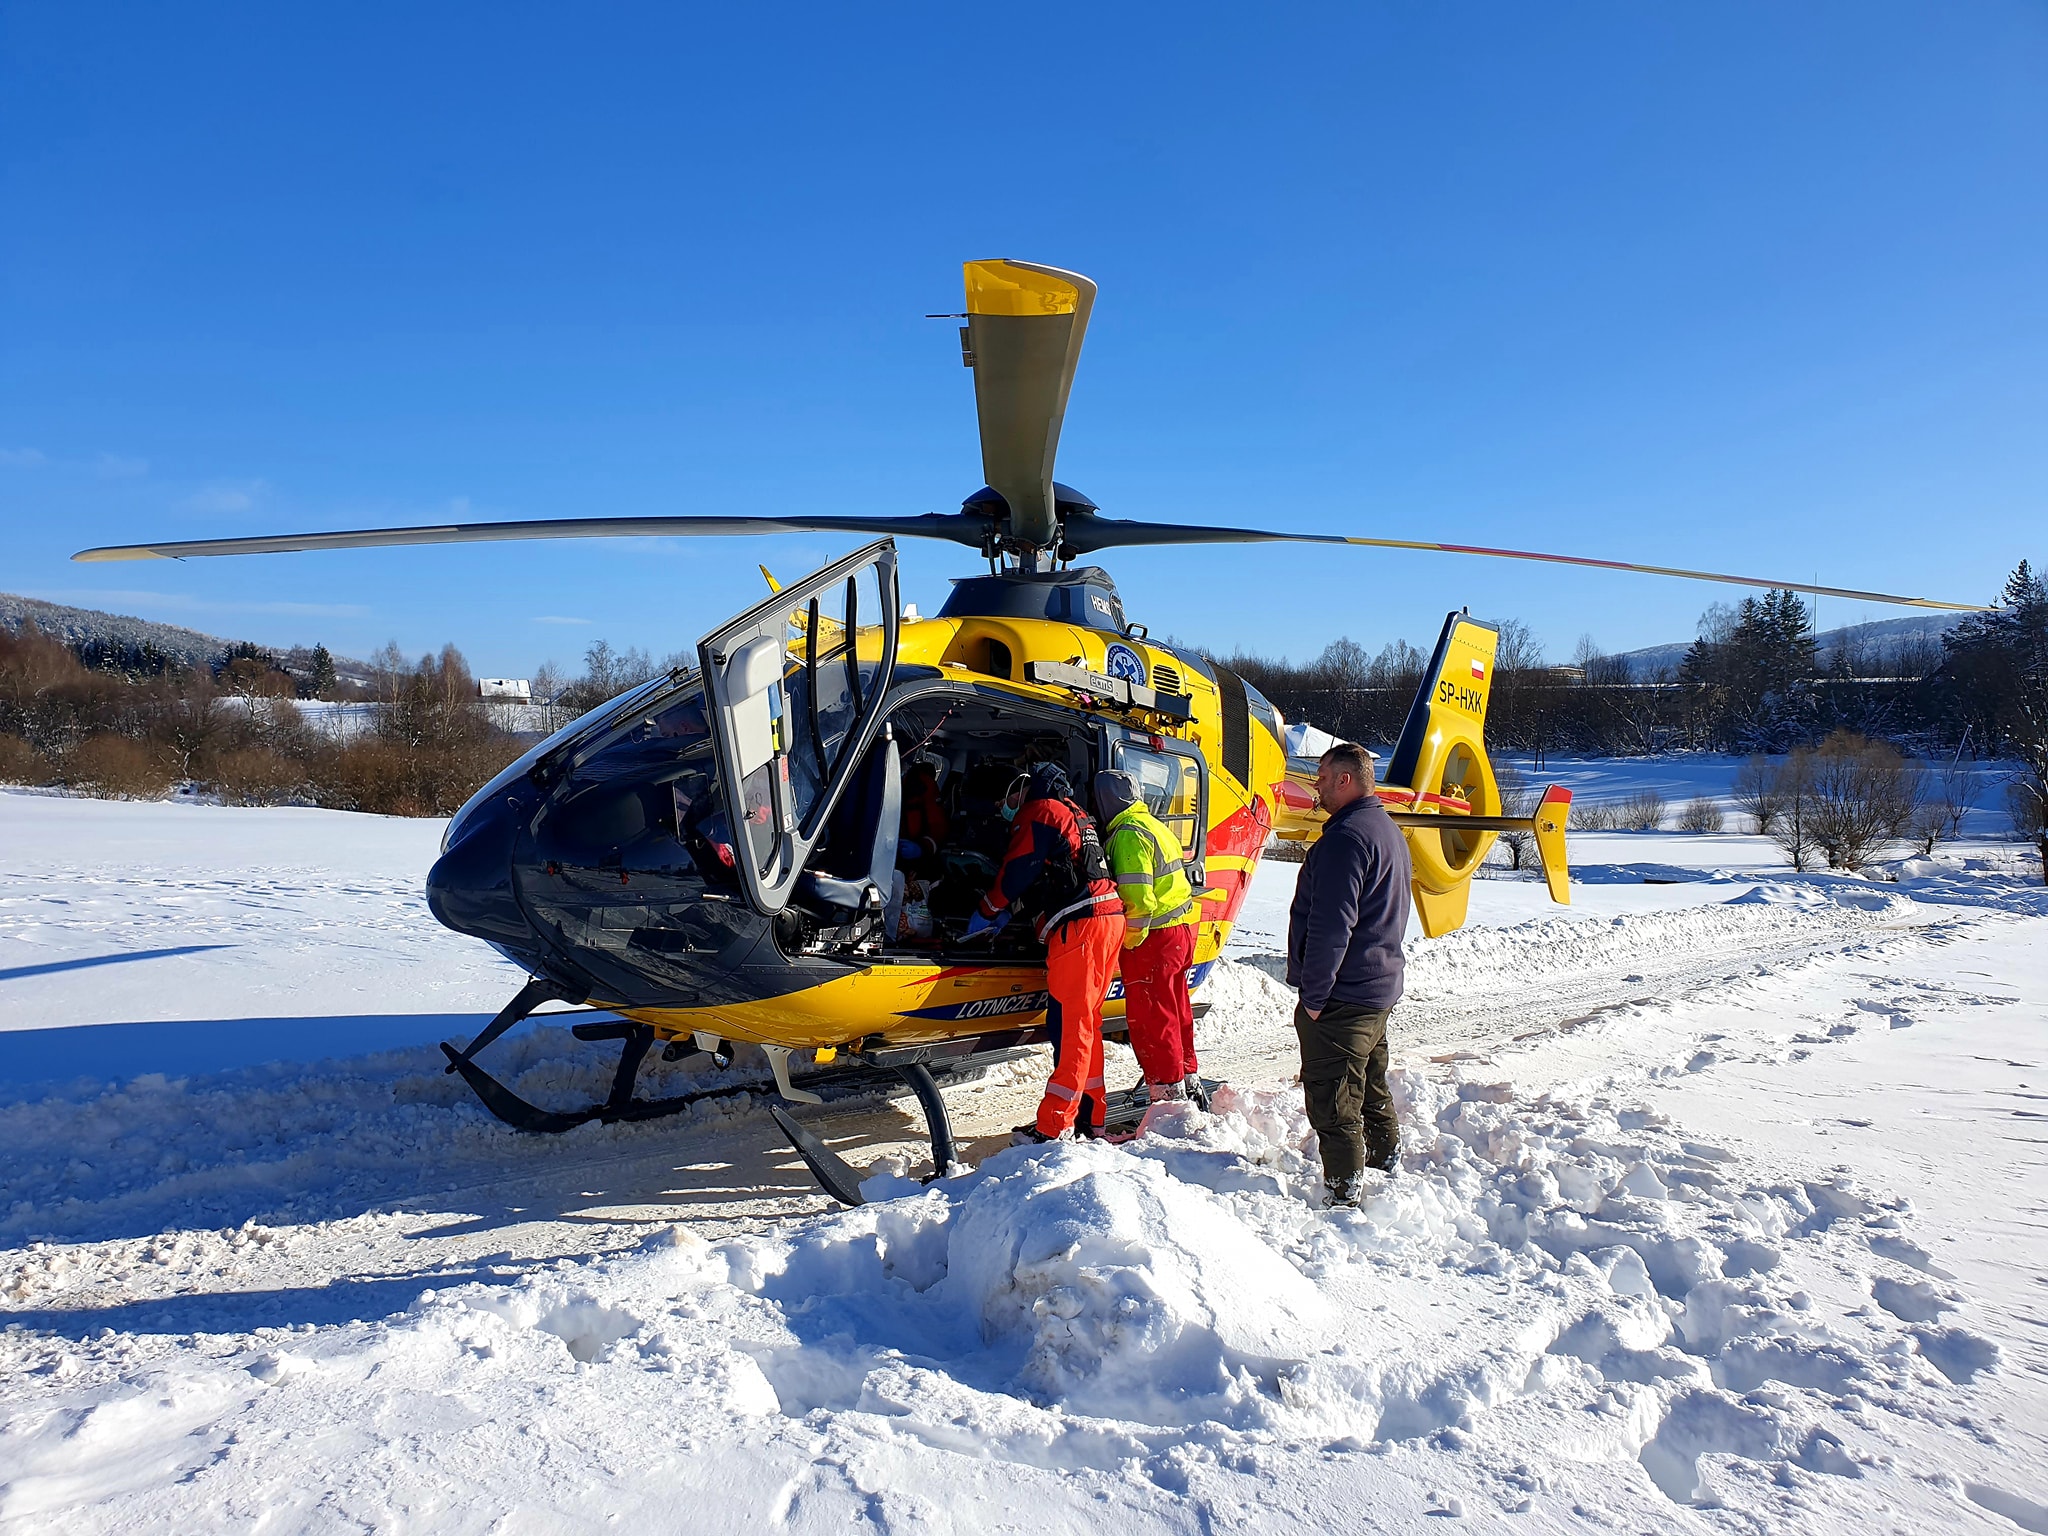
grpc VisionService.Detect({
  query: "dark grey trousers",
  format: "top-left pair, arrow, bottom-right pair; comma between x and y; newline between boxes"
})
1293,1000 -> 1399,1186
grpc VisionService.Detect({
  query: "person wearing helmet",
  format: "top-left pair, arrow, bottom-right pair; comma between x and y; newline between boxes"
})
967,763 -> 1123,1142
1094,770 -> 1207,1117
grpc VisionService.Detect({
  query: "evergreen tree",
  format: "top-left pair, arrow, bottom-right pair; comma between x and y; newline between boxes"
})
309,644 -> 338,699
1943,560 -> 2048,879
1679,589 -> 1816,749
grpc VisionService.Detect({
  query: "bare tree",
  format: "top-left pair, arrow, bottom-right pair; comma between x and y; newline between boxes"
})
1911,755 -> 1979,855
1618,789 -> 1667,831
1731,756 -> 1782,834
1677,798 -> 1724,833
1887,630 -> 1943,680
1313,637 -> 1373,692
1370,640 -> 1425,692
531,660 -> 566,731
1768,750 -> 1818,870
2010,778 -> 2048,883
1802,731 -> 1923,870
154,684 -> 223,782
1494,619 -> 1544,675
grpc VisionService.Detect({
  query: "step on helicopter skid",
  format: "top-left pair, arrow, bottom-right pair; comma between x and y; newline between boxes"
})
73,258 -> 1982,1204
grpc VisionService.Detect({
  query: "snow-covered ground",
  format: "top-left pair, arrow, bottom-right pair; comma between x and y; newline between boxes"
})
2,781 -> 2045,1532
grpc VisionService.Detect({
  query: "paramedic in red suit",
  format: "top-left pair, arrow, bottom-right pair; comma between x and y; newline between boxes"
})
897,759 -> 948,874
966,763 -> 1125,1141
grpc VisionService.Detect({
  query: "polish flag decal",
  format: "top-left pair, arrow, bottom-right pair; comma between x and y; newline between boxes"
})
1469,659 -> 1486,681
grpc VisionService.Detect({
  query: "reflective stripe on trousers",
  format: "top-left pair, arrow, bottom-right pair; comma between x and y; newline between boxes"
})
1035,910 -> 1125,1137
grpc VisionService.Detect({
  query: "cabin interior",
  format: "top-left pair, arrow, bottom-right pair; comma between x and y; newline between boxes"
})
787,693 -> 1100,961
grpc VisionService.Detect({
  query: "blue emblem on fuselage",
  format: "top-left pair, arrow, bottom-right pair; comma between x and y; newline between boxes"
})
1103,642 -> 1147,686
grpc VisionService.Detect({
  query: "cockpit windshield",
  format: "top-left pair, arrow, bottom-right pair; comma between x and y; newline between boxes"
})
440,671 -> 687,852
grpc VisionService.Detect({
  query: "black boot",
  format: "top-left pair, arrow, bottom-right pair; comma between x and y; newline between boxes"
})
1324,1172 -> 1364,1209
1075,1092 -> 1106,1138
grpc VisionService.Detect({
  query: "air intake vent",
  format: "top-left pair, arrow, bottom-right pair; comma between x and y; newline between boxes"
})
1151,663 -> 1183,696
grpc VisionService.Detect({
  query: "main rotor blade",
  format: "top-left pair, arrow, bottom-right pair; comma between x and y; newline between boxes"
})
1058,515 -> 1986,611
964,259 -> 1095,551
72,512 -> 989,562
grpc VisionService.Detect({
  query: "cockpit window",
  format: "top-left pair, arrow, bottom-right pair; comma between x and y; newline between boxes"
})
647,692 -> 710,743
441,672 -> 687,852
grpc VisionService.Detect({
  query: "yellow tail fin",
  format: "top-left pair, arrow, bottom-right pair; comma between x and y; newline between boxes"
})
1272,611 -> 1573,936
1532,785 -> 1572,904
1384,613 -> 1502,934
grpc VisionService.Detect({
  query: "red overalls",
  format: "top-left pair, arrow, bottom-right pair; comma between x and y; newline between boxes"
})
978,795 -> 1124,1136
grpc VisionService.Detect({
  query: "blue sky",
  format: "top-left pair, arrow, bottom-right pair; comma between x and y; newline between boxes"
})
3,2 -> 2042,677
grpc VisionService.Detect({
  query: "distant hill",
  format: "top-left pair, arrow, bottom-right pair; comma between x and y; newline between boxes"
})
0,592 -> 372,685
1610,612 -> 1967,681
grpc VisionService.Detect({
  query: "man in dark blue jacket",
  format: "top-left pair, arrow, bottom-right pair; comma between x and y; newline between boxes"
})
1286,742 -> 1412,1206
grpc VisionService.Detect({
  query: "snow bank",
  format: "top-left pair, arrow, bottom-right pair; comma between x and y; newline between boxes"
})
10,1064 -> 2007,1528
4,787 -> 2044,1530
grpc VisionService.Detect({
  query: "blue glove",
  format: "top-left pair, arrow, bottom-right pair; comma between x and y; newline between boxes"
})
964,910 -> 1010,940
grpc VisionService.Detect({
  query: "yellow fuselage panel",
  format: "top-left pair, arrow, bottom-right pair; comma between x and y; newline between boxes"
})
618,960 -> 1118,1051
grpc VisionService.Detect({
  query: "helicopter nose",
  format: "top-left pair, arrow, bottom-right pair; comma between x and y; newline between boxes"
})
427,794 -> 533,948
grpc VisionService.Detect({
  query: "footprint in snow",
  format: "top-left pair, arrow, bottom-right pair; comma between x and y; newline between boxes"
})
1865,1232 -> 1955,1278
1966,1483 -> 2048,1535
1870,1275 -> 1958,1324
1910,1325 -> 1999,1384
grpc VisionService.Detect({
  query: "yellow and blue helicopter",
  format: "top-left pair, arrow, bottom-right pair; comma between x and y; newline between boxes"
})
76,259 -> 1977,1203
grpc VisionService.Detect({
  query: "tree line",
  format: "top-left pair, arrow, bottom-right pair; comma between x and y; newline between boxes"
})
1218,562 -> 2039,756
0,622 -> 701,816
4,563 -> 2041,860
1216,560 -> 2046,864
0,625 -> 517,815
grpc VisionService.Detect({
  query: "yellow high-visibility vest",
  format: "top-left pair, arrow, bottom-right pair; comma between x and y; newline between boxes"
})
1104,803 -> 1200,947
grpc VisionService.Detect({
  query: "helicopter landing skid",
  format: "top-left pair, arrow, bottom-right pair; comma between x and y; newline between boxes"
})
440,1015 -> 716,1134
769,1061 -> 959,1208
440,975 -> 772,1133
443,980 -> 1000,1152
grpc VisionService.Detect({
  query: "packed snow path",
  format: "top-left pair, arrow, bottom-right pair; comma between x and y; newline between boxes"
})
1,787 -> 2045,1532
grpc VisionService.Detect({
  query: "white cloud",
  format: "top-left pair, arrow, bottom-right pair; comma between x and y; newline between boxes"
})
93,453 -> 150,479
181,479 -> 271,514
0,447 -> 47,467
532,615 -> 595,625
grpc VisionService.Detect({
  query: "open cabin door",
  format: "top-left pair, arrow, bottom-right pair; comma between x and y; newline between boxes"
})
1110,732 -> 1208,885
698,540 -> 901,915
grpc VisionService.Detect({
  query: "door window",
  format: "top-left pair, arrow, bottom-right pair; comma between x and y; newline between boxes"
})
698,541 -> 900,914
1112,741 -> 1205,860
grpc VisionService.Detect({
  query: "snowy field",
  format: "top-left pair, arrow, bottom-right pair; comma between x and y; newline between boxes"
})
2,768 -> 2046,1533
